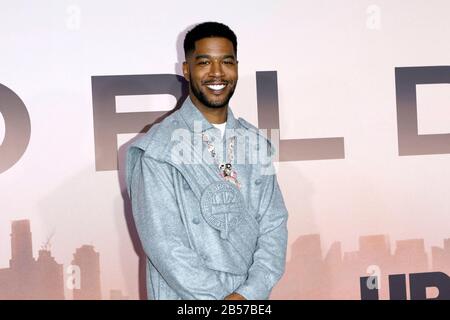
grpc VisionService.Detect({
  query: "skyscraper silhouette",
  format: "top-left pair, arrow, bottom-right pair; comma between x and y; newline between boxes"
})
394,239 -> 428,274
0,220 -> 64,299
432,238 -> 450,277
272,234 -> 331,299
35,249 -> 65,299
72,245 -> 102,300
9,220 -> 34,271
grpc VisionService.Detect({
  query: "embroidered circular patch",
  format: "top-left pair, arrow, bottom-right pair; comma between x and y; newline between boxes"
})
200,181 -> 245,239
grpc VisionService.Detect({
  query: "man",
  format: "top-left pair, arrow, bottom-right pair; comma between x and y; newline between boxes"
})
126,22 -> 288,300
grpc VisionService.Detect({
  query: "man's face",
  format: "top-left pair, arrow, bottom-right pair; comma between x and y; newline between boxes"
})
183,37 -> 238,109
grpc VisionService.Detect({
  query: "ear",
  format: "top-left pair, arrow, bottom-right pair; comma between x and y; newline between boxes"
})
182,61 -> 190,82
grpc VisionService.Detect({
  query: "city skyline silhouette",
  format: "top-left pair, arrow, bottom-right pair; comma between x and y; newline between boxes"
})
0,219 -> 128,300
272,234 -> 450,299
1,219 -> 449,299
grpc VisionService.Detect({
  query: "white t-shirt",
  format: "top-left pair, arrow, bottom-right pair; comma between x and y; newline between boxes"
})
212,122 -> 226,139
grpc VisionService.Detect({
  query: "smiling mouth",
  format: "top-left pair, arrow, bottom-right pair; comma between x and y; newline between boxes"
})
205,83 -> 227,92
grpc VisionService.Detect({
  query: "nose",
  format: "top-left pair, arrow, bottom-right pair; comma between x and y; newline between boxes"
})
209,60 -> 224,77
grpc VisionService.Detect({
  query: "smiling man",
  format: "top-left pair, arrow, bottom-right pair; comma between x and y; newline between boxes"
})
126,22 -> 288,300
183,25 -> 238,125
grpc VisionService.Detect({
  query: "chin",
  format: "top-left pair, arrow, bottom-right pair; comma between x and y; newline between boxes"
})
201,95 -> 229,108
205,102 -> 227,109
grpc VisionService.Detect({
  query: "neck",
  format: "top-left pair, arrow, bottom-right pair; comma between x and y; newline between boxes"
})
189,93 -> 228,124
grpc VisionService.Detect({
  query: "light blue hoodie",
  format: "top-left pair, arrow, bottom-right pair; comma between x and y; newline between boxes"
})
126,96 -> 288,300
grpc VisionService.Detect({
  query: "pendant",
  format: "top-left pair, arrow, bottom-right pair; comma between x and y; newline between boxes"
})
219,163 -> 234,176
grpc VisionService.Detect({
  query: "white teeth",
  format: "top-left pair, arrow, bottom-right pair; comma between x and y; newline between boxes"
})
206,84 -> 226,91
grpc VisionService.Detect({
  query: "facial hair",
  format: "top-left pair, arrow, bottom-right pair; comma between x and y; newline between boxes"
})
189,74 -> 236,109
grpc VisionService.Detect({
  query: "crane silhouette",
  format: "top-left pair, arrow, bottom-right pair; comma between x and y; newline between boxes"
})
41,231 -> 55,251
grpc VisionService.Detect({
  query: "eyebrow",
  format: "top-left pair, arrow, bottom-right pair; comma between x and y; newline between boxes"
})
195,54 -> 236,60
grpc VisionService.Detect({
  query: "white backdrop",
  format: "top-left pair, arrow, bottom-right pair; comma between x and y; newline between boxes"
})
1,0 -> 450,299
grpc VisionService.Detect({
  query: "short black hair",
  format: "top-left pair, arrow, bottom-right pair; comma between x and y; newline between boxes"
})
183,22 -> 237,58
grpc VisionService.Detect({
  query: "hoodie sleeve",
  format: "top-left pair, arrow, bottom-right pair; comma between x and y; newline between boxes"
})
234,166 -> 289,300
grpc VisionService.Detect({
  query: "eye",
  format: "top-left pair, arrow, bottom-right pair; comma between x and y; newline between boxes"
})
223,60 -> 234,65
198,60 -> 209,65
